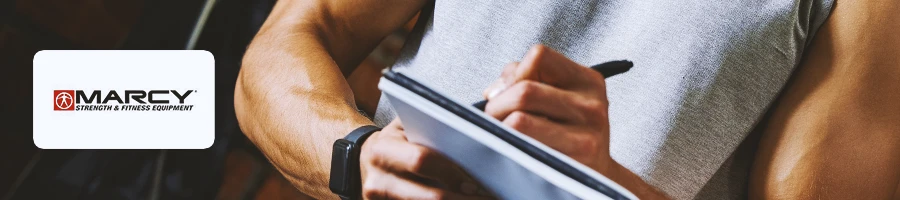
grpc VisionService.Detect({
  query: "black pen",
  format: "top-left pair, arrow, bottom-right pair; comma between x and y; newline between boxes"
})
472,60 -> 633,111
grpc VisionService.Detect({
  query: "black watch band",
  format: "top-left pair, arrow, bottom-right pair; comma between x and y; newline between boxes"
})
329,125 -> 381,200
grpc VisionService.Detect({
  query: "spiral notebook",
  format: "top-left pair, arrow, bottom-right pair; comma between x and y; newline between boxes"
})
378,71 -> 637,200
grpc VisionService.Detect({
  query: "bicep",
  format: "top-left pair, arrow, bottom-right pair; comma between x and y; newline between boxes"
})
238,0 -> 425,116
750,0 -> 900,199
261,0 -> 425,75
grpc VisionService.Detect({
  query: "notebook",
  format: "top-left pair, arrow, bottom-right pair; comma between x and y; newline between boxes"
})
378,71 -> 637,200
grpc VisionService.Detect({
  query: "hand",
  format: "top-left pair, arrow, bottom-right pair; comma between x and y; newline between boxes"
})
482,45 -> 614,172
359,118 -> 494,200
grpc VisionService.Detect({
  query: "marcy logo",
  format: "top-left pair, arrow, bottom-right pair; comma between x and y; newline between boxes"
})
53,90 -> 196,111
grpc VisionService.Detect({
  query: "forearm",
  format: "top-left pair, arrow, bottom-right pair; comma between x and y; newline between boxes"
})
234,1 -> 425,198
234,86 -> 369,200
235,27 -> 373,199
235,3 -> 375,197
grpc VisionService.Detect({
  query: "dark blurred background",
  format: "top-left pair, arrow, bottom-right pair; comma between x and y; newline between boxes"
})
0,0 -> 415,199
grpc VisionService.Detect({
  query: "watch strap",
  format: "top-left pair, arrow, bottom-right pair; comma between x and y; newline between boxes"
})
345,125 -> 381,143
331,125 -> 381,200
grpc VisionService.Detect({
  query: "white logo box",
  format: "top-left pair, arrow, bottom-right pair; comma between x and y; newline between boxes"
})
33,50 -> 215,149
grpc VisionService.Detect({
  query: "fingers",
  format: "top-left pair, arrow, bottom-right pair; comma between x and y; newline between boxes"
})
485,80 -> 601,123
483,62 -> 519,99
514,45 -> 606,91
482,45 -> 607,103
370,139 -> 466,186
363,121 -> 480,194
502,111 -> 600,158
363,171 -> 491,200
361,118 -> 494,199
475,45 -> 614,174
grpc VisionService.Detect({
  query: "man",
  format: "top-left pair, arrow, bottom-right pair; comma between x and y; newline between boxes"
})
235,0 -> 900,199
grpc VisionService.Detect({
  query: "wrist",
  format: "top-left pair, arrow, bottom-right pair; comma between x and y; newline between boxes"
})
358,131 -> 379,184
329,125 -> 381,200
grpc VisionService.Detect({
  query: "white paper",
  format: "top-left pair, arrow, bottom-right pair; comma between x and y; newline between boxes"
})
379,77 -> 637,200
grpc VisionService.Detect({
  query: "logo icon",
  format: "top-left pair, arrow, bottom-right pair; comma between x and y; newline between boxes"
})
54,90 -> 75,111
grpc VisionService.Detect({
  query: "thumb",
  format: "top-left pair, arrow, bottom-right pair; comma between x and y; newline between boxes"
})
483,62 -> 519,99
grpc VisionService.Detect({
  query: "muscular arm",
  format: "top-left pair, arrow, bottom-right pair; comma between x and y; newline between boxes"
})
750,0 -> 900,199
234,1 -> 424,199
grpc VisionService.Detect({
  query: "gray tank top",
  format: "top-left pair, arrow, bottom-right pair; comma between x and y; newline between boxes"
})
374,0 -> 834,198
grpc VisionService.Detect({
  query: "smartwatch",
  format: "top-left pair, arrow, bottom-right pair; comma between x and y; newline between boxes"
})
329,125 -> 381,200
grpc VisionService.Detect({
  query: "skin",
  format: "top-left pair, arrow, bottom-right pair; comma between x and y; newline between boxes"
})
358,45 -> 668,199
236,0 -> 900,199
235,0 -> 666,198
748,0 -> 900,199
234,0 -> 425,198
477,45 -> 667,198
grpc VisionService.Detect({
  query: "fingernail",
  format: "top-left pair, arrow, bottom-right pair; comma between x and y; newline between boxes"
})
487,84 -> 506,99
460,182 -> 478,195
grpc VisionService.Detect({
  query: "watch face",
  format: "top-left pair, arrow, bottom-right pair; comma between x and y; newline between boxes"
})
330,139 -> 355,194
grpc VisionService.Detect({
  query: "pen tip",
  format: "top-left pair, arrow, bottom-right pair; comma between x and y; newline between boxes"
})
593,60 -> 633,78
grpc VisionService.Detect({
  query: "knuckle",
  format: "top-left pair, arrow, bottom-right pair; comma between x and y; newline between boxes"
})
362,140 -> 384,162
582,98 -> 608,115
505,112 -> 531,130
425,189 -> 449,200
408,147 -> 433,173
362,176 -> 387,199
511,81 -> 540,108
574,134 -> 600,153
519,81 -> 540,96
362,188 -> 387,200
366,142 -> 393,169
